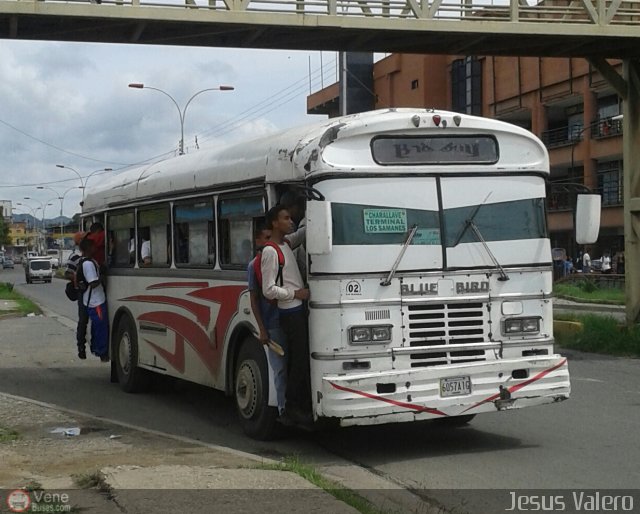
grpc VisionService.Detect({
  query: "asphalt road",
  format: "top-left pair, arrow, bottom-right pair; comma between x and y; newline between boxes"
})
1,266 -> 639,512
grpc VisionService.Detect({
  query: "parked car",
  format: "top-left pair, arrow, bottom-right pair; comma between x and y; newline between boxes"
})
2,258 -> 15,269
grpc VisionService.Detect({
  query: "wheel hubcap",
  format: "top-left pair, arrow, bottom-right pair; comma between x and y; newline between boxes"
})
236,360 -> 259,419
119,332 -> 132,376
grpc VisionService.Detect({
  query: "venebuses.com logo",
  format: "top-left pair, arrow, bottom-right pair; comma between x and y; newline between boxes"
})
4,489 -> 71,513
5,490 -> 31,513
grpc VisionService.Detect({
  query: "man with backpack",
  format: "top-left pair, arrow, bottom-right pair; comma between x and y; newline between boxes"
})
65,232 -> 89,360
78,237 -> 109,362
261,205 -> 311,426
248,223 -> 287,416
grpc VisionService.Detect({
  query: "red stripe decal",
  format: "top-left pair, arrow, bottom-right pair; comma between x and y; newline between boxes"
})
147,282 -> 209,290
146,335 -> 186,374
329,381 -> 447,417
460,358 -> 568,414
187,285 -> 246,350
139,311 -> 220,374
121,294 -> 210,327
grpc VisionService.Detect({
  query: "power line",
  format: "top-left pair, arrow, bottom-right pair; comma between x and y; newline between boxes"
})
0,117 -> 129,166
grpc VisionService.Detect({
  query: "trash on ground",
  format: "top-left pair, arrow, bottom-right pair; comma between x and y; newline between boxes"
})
109,435 -> 122,440
50,427 -> 81,436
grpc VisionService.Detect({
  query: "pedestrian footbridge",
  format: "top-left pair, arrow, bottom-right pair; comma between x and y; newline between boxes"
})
0,0 -> 639,57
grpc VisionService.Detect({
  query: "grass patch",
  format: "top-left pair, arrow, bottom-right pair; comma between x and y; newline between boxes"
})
0,426 -> 20,442
256,456 -> 396,514
72,471 -> 102,489
555,313 -> 640,357
0,282 -> 42,315
554,282 -> 625,304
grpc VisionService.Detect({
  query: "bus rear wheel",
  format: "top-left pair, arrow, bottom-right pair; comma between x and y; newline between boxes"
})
114,315 -> 149,393
234,337 -> 278,440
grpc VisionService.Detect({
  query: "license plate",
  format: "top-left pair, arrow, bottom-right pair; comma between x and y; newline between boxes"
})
440,376 -> 472,397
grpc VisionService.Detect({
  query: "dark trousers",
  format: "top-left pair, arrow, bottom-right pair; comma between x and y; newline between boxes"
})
76,297 -> 89,350
279,309 -> 311,413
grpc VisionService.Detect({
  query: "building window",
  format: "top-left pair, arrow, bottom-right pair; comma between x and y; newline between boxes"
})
597,94 -> 621,120
411,79 -> 419,90
597,160 -> 623,207
451,57 -> 482,116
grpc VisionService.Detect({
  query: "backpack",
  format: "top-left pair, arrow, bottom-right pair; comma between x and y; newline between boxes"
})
66,258 -> 98,303
252,242 -> 285,293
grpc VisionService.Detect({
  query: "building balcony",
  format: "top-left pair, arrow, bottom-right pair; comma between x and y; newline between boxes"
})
541,115 -> 622,149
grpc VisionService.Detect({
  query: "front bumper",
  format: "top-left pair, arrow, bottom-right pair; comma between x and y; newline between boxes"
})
319,356 -> 569,427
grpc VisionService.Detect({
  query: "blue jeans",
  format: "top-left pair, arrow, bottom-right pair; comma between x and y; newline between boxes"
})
267,326 -> 288,415
87,303 -> 109,357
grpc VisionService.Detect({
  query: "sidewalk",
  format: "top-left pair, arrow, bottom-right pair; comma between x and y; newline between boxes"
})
553,296 -> 626,321
0,307 -> 430,514
0,393 -> 357,514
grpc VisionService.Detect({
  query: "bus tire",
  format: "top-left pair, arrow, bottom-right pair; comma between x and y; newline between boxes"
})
435,414 -> 476,427
114,315 -> 148,393
234,337 -> 278,440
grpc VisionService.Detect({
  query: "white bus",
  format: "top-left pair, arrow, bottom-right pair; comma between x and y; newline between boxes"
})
83,109 -> 599,439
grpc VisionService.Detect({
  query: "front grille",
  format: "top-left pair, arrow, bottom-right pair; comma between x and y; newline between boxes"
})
405,302 -> 487,367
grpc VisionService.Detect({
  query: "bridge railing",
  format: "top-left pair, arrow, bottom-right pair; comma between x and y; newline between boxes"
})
26,0 -> 640,26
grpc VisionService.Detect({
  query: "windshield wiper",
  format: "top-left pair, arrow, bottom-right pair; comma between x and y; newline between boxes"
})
380,224 -> 419,286
466,220 -> 509,281
453,192 -> 492,247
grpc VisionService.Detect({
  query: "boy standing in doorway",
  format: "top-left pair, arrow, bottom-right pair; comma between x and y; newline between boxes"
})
247,224 -> 287,416
261,205 -> 311,426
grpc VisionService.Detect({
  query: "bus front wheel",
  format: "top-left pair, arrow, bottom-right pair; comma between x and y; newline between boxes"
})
234,337 -> 278,440
114,315 -> 148,393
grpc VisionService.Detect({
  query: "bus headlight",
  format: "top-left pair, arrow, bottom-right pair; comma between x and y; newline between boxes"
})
349,325 -> 392,344
503,317 -> 540,335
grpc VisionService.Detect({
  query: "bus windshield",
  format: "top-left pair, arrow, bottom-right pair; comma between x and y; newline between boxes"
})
312,175 -> 549,274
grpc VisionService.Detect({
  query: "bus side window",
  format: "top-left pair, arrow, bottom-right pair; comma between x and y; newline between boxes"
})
138,205 -> 171,267
107,211 -> 135,268
174,200 -> 215,267
218,194 -> 265,268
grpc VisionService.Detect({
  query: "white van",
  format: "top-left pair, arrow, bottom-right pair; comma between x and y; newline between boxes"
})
46,249 -> 60,269
25,257 -> 53,284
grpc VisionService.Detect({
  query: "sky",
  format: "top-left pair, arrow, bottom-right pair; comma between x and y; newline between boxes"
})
0,40 -> 338,219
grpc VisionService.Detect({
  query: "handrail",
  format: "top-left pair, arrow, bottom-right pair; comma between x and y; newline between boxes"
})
4,0 -> 640,26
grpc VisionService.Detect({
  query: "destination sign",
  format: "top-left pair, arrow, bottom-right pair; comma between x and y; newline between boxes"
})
363,208 -> 408,233
372,136 -> 498,165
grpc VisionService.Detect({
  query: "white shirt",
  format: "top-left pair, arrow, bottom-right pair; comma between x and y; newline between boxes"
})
261,242 -> 304,310
141,240 -> 151,261
583,252 -> 591,267
82,259 -> 106,308
601,256 -> 611,271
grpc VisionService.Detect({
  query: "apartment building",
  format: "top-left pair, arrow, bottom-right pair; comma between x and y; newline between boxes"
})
307,54 -> 624,259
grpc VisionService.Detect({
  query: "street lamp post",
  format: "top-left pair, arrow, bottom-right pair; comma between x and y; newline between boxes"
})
37,185 -> 82,261
55,166 -> 113,230
128,83 -> 234,155
14,204 -> 41,252
21,198 -> 52,253
55,165 -> 113,204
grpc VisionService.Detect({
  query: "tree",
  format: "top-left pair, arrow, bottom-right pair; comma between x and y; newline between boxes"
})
0,217 -> 12,246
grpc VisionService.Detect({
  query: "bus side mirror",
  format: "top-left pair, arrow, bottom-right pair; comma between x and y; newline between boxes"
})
306,200 -> 332,255
575,194 -> 601,245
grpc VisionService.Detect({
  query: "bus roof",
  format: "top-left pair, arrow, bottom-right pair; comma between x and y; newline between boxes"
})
83,109 -> 548,214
